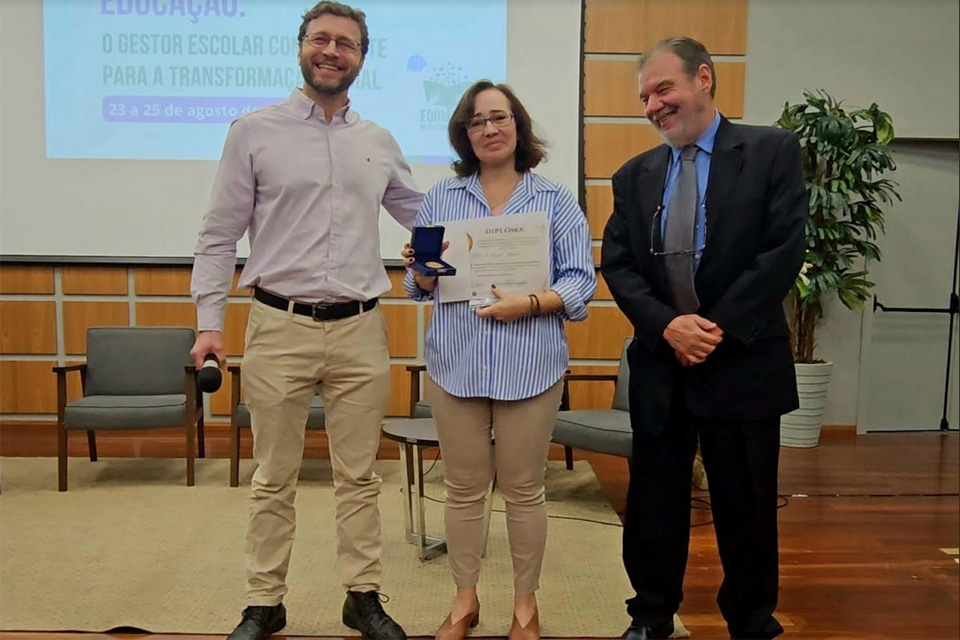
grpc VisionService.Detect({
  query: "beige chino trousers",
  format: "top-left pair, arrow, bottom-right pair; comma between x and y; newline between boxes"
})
241,298 -> 390,605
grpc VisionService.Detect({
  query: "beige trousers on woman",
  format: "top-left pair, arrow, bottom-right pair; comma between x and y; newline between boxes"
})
426,376 -> 565,595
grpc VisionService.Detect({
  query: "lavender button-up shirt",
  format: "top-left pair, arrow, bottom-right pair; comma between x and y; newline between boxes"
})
191,89 -> 423,331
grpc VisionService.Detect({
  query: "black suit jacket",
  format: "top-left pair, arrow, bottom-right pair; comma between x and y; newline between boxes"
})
601,117 -> 807,435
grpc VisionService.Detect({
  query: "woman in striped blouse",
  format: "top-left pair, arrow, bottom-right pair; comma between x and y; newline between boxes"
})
402,80 -> 596,640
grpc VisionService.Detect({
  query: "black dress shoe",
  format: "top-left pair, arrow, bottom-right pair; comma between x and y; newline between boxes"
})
621,617 -> 674,640
226,603 -> 286,640
342,590 -> 407,640
730,615 -> 784,639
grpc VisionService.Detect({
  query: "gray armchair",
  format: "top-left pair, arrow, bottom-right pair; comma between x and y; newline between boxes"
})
553,338 -> 633,468
228,365 -> 325,487
54,327 -> 202,491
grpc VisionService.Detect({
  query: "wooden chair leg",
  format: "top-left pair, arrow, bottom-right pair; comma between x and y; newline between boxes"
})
185,369 -> 197,487
56,370 -> 69,491
186,422 -> 196,487
565,445 -> 574,470
86,430 -> 98,461
197,415 -> 206,459
230,423 -> 240,488
229,366 -> 241,487
184,416 -> 197,488
58,424 -> 69,492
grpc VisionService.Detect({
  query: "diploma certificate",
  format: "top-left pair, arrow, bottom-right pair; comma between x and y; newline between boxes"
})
437,212 -> 550,304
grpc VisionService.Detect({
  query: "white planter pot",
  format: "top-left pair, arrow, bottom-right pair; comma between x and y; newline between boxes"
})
780,362 -> 833,448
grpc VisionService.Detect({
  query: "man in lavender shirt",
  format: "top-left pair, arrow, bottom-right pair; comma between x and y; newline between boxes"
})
189,3 -> 422,639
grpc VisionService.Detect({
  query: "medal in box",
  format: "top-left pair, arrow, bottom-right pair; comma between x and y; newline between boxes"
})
410,226 -> 456,276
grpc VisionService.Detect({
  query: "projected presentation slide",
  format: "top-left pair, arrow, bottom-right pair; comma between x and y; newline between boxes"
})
44,0 -> 506,161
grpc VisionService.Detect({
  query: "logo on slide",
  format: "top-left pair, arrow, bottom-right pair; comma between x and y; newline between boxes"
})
408,57 -> 472,131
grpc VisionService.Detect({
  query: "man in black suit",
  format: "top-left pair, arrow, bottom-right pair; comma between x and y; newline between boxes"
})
601,37 -> 807,640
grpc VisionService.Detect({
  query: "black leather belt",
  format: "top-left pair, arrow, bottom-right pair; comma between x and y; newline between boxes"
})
254,287 -> 377,322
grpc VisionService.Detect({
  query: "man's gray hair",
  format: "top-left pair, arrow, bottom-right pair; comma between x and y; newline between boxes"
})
638,37 -> 717,98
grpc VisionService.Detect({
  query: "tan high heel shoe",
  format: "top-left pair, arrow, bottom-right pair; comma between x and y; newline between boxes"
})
434,603 -> 480,640
507,608 -> 539,640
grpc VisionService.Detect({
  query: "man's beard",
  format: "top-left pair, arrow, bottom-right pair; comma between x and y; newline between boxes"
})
300,59 -> 360,96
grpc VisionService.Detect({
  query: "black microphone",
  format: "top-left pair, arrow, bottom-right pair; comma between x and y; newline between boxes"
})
197,353 -> 222,393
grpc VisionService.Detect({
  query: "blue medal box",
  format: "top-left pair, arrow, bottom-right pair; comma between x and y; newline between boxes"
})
410,226 -> 456,276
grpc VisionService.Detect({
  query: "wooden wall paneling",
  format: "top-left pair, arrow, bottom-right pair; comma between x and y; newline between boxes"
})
384,269 -> 410,299
423,304 -> 433,337
66,360 -> 85,402
584,123 -> 662,179
135,302 -> 197,329
60,267 -> 128,295
0,266 -> 55,294
584,0 -> 748,55
208,380 -> 233,417
381,304 -> 418,358
713,61 -> 745,118
134,267 -> 192,296
62,302 -> 130,354
388,364 -> 413,417
0,361 -> 58,413
583,57 -> 639,117
584,59 -> 745,118
585,184 -> 614,240
566,305 -> 634,359
222,303 -> 250,356
566,364 -> 621,410
133,268 -> 310,297
229,270 -> 251,297
594,273 -> 613,301
0,301 -> 57,354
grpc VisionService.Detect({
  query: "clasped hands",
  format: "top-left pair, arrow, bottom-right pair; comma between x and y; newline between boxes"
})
663,314 -> 724,367
402,242 -> 530,322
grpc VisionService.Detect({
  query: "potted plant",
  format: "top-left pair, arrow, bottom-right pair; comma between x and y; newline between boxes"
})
775,90 -> 901,447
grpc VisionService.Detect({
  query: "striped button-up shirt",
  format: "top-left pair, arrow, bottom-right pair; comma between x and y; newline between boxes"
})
191,89 -> 423,331
404,172 -> 596,401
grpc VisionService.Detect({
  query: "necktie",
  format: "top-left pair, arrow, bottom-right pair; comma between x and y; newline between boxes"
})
663,145 -> 700,313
